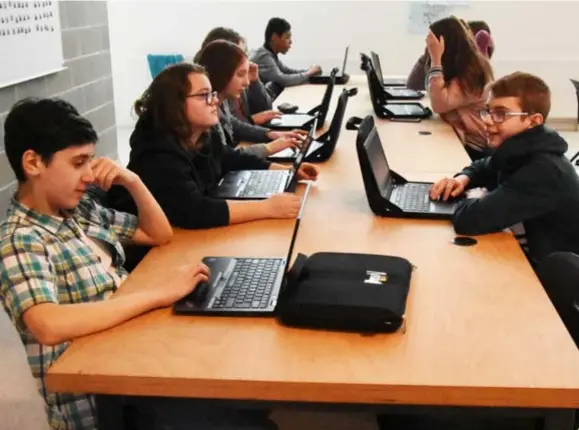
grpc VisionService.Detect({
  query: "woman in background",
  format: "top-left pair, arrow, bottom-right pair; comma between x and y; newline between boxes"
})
406,19 -> 494,92
424,16 -> 494,160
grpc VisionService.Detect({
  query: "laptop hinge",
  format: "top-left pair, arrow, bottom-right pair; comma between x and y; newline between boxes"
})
307,104 -> 321,116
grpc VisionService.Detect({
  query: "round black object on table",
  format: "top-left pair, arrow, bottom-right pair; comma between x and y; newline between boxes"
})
452,236 -> 478,247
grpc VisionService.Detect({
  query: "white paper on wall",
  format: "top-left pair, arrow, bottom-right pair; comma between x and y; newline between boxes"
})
0,0 -> 63,88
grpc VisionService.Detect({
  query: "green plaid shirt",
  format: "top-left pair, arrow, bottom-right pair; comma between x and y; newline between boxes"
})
0,195 -> 138,430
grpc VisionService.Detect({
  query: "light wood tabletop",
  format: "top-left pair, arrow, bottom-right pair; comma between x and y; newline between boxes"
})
47,83 -> 579,410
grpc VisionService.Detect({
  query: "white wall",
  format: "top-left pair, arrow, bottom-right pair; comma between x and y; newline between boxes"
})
108,0 -> 579,131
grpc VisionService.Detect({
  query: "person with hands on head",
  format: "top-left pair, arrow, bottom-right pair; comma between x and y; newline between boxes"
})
108,62 -> 319,236
251,17 -> 321,88
430,72 -> 579,264
425,16 -> 494,161
406,19 -> 495,92
0,98 -> 213,430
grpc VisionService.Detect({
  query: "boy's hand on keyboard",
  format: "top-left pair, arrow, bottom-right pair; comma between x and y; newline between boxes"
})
265,136 -> 301,155
307,65 -> 322,76
297,163 -> 319,181
264,193 -> 302,219
154,262 -> 210,307
429,175 -> 470,201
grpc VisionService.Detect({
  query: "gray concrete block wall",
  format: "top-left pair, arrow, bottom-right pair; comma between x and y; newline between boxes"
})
0,1 -> 117,223
0,2 -> 116,429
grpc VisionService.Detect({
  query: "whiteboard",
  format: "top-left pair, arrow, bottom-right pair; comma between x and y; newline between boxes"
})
0,0 -> 64,89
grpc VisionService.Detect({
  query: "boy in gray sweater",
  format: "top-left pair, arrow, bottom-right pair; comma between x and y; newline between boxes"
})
251,17 -> 321,88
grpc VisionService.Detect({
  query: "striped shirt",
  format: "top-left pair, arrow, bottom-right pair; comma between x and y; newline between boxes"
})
0,195 -> 138,429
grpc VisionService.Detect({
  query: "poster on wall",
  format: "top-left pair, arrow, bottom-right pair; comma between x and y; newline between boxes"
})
408,1 -> 470,35
0,0 -> 64,88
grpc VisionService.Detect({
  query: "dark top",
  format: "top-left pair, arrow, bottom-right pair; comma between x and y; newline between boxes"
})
453,125 -> 579,263
109,114 -> 270,230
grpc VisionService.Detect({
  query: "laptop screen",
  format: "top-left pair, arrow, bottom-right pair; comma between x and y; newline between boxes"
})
364,127 -> 391,196
341,46 -> 349,75
285,117 -> 317,190
371,51 -> 384,85
327,89 -> 348,146
283,180 -> 311,270
317,77 -> 335,126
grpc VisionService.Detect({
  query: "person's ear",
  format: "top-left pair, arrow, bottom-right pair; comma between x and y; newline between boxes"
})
529,113 -> 544,127
21,149 -> 45,179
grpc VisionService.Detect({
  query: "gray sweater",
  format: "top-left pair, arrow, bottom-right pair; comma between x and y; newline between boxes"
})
251,45 -> 309,87
220,102 -> 269,159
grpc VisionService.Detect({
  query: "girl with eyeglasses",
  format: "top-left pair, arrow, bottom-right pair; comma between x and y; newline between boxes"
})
197,39 -> 306,159
109,63 -> 318,240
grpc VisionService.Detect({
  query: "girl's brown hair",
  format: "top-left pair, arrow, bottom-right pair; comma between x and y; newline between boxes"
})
134,62 -> 206,145
196,40 -> 247,93
428,16 -> 494,95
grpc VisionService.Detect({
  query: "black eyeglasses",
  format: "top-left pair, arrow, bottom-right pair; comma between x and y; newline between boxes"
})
479,108 -> 528,124
187,91 -> 218,105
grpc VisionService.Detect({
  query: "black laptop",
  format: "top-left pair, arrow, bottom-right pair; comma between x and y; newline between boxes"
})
266,72 -> 336,131
357,121 -> 459,219
309,47 -> 350,85
173,182 -> 311,316
370,51 -> 407,87
210,119 -> 316,200
361,53 -> 431,121
369,52 -> 422,100
268,88 -> 358,163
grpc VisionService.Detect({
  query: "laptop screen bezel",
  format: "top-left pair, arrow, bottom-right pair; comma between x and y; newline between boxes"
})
364,127 -> 393,198
341,46 -> 349,75
285,118 -> 317,189
370,51 -> 384,86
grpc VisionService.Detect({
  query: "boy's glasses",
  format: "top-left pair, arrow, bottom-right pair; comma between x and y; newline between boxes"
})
187,91 -> 218,105
479,108 -> 528,124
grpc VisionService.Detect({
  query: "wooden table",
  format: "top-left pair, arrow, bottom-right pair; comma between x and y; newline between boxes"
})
47,83 -> 579,429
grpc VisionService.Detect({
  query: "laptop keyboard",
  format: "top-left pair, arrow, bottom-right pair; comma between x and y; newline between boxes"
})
242,171 -> 286,196
212,258 -> 283,309
391,183 -> 431,213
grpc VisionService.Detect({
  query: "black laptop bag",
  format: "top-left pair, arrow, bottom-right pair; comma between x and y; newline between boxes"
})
277,252 -> 413,333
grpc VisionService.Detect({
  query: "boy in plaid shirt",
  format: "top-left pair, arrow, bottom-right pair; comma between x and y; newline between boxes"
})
0,98 -> 210,429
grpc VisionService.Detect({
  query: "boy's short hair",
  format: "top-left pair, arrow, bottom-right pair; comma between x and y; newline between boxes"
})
4,98 -> 98,182
265,17 -> 290,43
489,72 -> 551,120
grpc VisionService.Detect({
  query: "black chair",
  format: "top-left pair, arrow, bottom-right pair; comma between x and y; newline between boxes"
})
536,251 -> 579,349
569,79 -> 579,165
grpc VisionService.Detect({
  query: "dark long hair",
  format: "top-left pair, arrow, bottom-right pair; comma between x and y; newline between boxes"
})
196,40 -> 247,93
428,16 -> 493,95
134,62 -> 207,145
